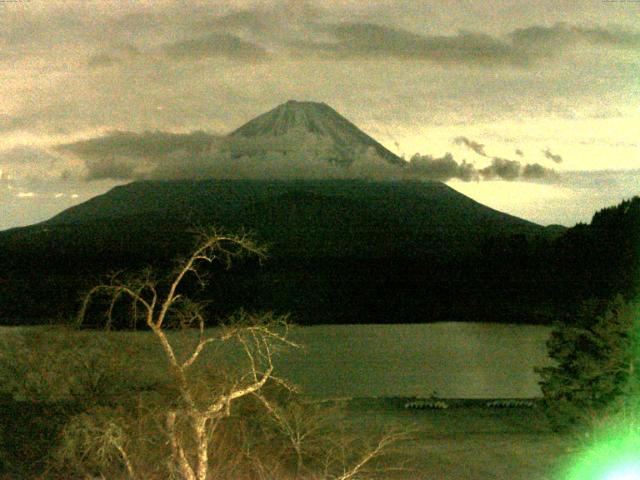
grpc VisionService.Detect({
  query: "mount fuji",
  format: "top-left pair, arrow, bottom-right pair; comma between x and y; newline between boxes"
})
0,101 -> 555,324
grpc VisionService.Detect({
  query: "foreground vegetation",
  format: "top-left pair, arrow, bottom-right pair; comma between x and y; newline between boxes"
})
2,196 -> 639,477
538,295 -> 640,433
1,230 -> 410,479
536,291 -> 640,480
3,393 -> 577,480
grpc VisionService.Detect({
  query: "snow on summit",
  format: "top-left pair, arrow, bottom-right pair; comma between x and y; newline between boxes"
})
231,100 -> 405,166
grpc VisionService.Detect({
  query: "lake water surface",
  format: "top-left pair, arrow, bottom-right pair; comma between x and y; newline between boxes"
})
1,322 -> 553,400
279,322 -> 553,399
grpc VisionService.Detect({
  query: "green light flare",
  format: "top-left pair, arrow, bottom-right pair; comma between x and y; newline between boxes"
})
603,462 -> 640,480
562,298 -> 640,480
563,429 -> 640,480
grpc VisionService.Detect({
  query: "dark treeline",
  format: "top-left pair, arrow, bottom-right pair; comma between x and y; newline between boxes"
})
0,196 -> 637,327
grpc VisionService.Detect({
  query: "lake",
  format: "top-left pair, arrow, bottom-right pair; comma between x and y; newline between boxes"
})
281,322 -> 553,399
1,322 -> 553,400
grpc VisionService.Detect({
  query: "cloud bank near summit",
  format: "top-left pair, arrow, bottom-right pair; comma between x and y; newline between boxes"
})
56,129 -> 559,184
57,130 -> 402,181
408,153 -> 558,183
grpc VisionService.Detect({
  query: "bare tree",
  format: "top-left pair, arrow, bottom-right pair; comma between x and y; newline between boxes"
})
75,229 -> 300,480
64,228 -> 409,480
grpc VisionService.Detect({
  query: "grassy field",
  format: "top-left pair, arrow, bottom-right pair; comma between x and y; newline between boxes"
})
0,323 -> 572,478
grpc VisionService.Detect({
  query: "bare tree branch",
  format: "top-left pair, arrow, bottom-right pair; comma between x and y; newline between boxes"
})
334,430 -> 413,480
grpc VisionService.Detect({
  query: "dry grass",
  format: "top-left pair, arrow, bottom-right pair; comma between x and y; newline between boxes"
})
337,398 -> 575,480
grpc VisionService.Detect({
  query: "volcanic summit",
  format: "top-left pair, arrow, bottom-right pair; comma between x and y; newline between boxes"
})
231,100 -> 405,166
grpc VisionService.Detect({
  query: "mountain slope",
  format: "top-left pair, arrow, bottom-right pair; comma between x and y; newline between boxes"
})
36,179 -> 542,259
0,178 -> 550,324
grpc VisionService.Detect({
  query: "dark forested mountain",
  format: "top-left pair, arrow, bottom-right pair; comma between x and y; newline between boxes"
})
34,178 -> 542,260
0,178 -> 549,323
0,178 -> 558,326
553,196 -> 640,301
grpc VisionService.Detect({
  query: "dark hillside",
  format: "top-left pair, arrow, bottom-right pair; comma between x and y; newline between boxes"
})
553,196 -> 640,301
36,179 -> 542,261
0,179 -> 550,325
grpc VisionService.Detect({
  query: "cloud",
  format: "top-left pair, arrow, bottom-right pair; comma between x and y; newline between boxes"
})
87,53 -> 116,68
3,3 -> 638,70
57,127 -> 563,184
522,163 -> 559,181
510,23 -> 640,56
199,4 -> 320,37
478,157 -> 558,181
0,102 -> 76,135
542,147 -> 563,163
57,126 -> 419,181
479,157 -> 521,181
407,150 -> 559,183
0,114 -> 29,133
58,130 -> 218,159
163,33 -> 269,61
409,151 -> 559,182
0,146 -> 60,165
408,152 -> 478,182
300,23 -> 518,65
57,130 -> 222,180
205,9 -> 269,32
448,139 -> 556,181
453,136 -> 488,157
87,44 -> 141,68
294,21 -> 640,66
56,126 -> 401,181
0,146 -> 73,185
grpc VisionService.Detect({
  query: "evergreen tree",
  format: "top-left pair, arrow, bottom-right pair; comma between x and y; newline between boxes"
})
536,295 -> 640,432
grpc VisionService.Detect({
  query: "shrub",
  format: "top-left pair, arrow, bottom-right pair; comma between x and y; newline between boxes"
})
484,400 -> 534,408
404,399 -> 448,409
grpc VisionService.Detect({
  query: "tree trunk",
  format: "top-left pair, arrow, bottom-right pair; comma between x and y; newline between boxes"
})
195,415 -> 209,480
167,411 -> 196,480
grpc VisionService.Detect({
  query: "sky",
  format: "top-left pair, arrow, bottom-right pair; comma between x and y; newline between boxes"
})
0,0 -> 638,230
